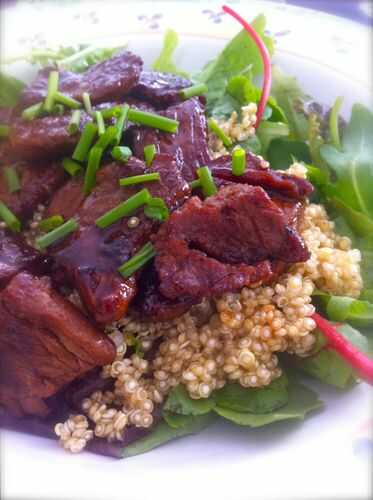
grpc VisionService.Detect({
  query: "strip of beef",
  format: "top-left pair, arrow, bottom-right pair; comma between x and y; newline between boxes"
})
153,184 -> 309,301
0,271 -> 115,417
0,161 -> 66,220
20,52 -> 143,108
50,155 -> 190,324
0,229 -> 48,289
208,154 -> 313,200
130,71 -> 191,108
128,97 -> 210,181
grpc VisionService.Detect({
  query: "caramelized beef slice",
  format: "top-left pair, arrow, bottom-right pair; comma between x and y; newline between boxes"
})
0,161 -> 66,220
129,98 -> 210,181
209,154 -> 313,200
51,155 -> 189,324
0,229 -> 47,289
153,184 -> 309,300
130,71 -> 191,108
0,271 -> 115,417
20,52 -> 143,108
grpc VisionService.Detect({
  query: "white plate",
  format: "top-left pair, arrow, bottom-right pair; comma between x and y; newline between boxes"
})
1,2 -> 372,500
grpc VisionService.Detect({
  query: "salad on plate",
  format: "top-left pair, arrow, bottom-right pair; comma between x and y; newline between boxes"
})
0,5 -> 372,459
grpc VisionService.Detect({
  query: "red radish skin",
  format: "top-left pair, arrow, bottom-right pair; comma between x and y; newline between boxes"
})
222,5 -> 272,128
312,313 -> 373,385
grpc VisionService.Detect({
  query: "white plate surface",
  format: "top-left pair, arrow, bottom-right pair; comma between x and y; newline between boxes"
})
1,2 -> 372,500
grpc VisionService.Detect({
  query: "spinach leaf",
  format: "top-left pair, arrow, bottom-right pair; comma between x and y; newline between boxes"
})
163,384 -> 215,416
213,374 -> 289,413
271,66 -> 310,141
325,295 -> 373,328
197,15 -> 274,114
0,72 -> 25,107
257,121 -> 289,152
320,104 -> 373,221
152,29 -> 189,78
122,414 -> 216,458
214,383 -> 322,426
267,138 -> 311,168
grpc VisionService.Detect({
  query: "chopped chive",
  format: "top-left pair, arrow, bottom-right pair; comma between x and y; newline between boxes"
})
95,188 -> 151,229
36,218 -> 78,249
62,158 -> 82,177
190,179 -> 201,190
0,201 -> 21,232
44,70 -> 59,112
111,146 -> 132,163
84,146 -> 103,195
22,102 -> 43,121
197,166 -> 218,197
180,83 -> 208,100
0,124 -> 10,137
54,91 -> 82,109
119,173 -> 160,187
144,197 -> 169,222
67,110 -> 81,135
208,118 -> 233,148
232,147 -> 246,176
95,110 -> 106,136
128,108 -> 179,133
101,106 -> 122,120
38,215 -> 64,233
95,125 -> 117,150
118,242 -> 156,278
144,144 -> 157,167
114,104 -> 129,145
51,103 -> 65,116
82,92 -> 93,116
4,167 -> 21,193
72,122 -> 98,162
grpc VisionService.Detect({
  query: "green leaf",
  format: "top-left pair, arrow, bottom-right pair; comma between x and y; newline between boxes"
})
163,384 -> 215,416
0,72 -> 25,107
152,29 -> 189,78
236,135 -> 262,155
197,15 -> 274,114
214,383 -> 322,427
267,138 -> 311,169
213,374 -> 289,414
122,414 -> 216,458
330,198 -> 373,238
271,66 -> 309,141
326,296 -> 373,328
257,121 -> 289,152
320,104 -> 373,220
298,349 -> 356,389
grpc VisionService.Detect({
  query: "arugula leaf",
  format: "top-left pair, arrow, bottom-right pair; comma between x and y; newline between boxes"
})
163,384 -> 215,416
320,104 -> 373,220
267,138 -> 311,168
0,72 -> 25,107
271,66 -> 309,141
214,383 -> 322,426
152,29 -> 189,78
197,15 -> 274,114
122,414 -> 216,458
213,374 -> 288,413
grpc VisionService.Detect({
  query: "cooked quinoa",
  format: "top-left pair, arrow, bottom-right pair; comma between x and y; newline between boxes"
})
54,107 -> 363,453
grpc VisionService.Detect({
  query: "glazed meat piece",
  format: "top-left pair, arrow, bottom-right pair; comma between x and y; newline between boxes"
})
20,52 -> 143,107
134,265 -> 198,322
153,184 -> 309,300
50,155 -> 190,324
0,229 -> 47,289
129,97 -> 210,181
0,271 -> 115,417
0,162 -> 66,220
9,112 -> 92,161
130,71 -> 191,108
208,154 -> 313,200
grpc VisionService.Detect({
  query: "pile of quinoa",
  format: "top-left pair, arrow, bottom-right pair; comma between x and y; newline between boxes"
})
50,105 -> 364,453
